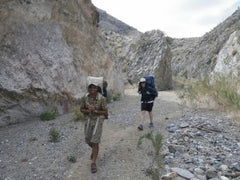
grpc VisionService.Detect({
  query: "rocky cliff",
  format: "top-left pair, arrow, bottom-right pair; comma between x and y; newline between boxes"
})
98,8 -> 240,84
0,0 -> 123,126
170,9 -> 240,79
98,10 -> 172,90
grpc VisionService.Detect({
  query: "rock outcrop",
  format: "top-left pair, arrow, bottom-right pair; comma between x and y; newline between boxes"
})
98,8 -> 240,84
98,10 -> 172,90
124,30 -> 172,90
213,30 -> 240,76
170,9 -> 240,79
0,0 -> 123,126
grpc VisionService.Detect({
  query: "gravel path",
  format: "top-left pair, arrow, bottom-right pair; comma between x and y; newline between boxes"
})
0,90 -> 239,180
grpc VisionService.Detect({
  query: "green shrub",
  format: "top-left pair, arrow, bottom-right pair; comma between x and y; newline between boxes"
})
40,110 -> 56,121
73,106 -> 85,121
67,155 -> 77,163
112,93 -> 121,101
138,132 -> 163,180
106,95 -> 112,103
49,128 -> 60,142
137,132 -> 163,155
105,92 -> 121,103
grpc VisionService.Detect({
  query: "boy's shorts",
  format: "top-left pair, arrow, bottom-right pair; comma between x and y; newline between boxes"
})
141,102 -> 154,112
84,118 -> 104,144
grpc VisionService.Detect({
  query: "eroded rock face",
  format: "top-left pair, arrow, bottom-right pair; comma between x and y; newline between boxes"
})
170,9 -> 240,79
0,0 -> 123,126
98,10 -> 173,90
213,30 -> 240,76
124,30 -> 172,90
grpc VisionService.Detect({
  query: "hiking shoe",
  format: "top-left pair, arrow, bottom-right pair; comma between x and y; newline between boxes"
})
138,124 -> 143,130
91,163 -> 97,173
149,122 -> 154,128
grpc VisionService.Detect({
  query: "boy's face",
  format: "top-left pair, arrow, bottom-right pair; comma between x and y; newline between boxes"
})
88,84 -> 98,95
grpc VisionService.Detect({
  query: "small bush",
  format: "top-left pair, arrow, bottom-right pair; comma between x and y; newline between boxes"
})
145,167 -> 160,180
49,128 -> 60,142
138,132 -> 163,180
67,155 -> 77,163
73,106 -> 85,121
105,92 -> 121,103
112,93 -> 121,101
106,95 -> 112,103
40,110 -> 56,121
137,132 -> 163,155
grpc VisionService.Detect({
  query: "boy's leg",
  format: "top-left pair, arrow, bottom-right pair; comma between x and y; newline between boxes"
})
90,143 -> 99,173
91,143 -> 99,164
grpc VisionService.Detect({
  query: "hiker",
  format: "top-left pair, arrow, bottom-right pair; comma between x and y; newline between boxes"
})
137,77 -> 157,130
80,80 -> 108,173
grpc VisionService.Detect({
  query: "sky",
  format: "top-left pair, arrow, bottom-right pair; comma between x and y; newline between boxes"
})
92,0 -> 240,38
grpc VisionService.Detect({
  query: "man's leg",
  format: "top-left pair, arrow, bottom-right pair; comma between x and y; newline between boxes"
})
149,111 -> 153,123
140,110 -> 146,125
138,110 -> 146,130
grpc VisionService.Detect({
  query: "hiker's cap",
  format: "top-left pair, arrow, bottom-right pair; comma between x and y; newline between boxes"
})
87,76 -> 103,88
139,78 -> 146,83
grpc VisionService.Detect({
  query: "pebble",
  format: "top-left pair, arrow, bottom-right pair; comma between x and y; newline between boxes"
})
162,111 -> 240,179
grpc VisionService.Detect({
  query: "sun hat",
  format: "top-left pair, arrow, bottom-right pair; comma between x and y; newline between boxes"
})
87,76 -> 103,89
139,78 -> 146,83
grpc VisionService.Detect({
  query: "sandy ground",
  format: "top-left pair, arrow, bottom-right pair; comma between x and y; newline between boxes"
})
64,90 -> 184,180
0,90 -> 185,180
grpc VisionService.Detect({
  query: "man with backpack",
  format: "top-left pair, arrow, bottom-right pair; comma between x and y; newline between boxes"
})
80,77 -> 108,173
137,77 -> 158,130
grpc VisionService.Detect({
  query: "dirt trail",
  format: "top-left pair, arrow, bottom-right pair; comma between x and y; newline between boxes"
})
64,90 -> 184,180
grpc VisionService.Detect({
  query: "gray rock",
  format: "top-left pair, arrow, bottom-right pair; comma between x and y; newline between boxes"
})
0,0 -> 124,126
171,167 -> 195,179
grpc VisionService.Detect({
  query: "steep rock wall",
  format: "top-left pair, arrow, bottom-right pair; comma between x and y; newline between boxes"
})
124,30 -> 172,90
170,9 -> 240,79
97,9 -> 172,90
0,0 -> 123,126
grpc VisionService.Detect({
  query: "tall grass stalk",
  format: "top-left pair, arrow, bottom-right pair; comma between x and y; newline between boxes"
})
137,132 -> 163,180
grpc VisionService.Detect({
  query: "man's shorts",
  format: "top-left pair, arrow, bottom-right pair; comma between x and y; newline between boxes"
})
141,102 -> 154,112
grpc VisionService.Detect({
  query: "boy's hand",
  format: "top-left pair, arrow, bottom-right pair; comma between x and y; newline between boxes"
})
88,105 -> 95,112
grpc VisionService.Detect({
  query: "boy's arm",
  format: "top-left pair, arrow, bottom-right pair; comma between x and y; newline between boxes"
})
80,97 -> 91,114
96,96 -> 108,116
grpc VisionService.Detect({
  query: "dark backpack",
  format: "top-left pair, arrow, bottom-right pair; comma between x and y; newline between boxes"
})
144,75 -> 158,99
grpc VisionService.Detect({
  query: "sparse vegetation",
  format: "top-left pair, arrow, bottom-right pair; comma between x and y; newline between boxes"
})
67,155 -> 77,163
105,91 -> 121,103
112,93 -> 121,101
49,128 -> 60,142
137,132 -> 163,180
73,106 -> 85,121
137,132 -> 163,155
177,73 -> 240,113
40,110 -> 56,121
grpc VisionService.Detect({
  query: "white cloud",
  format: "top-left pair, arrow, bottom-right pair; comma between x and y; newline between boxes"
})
92,0 -> 240,38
